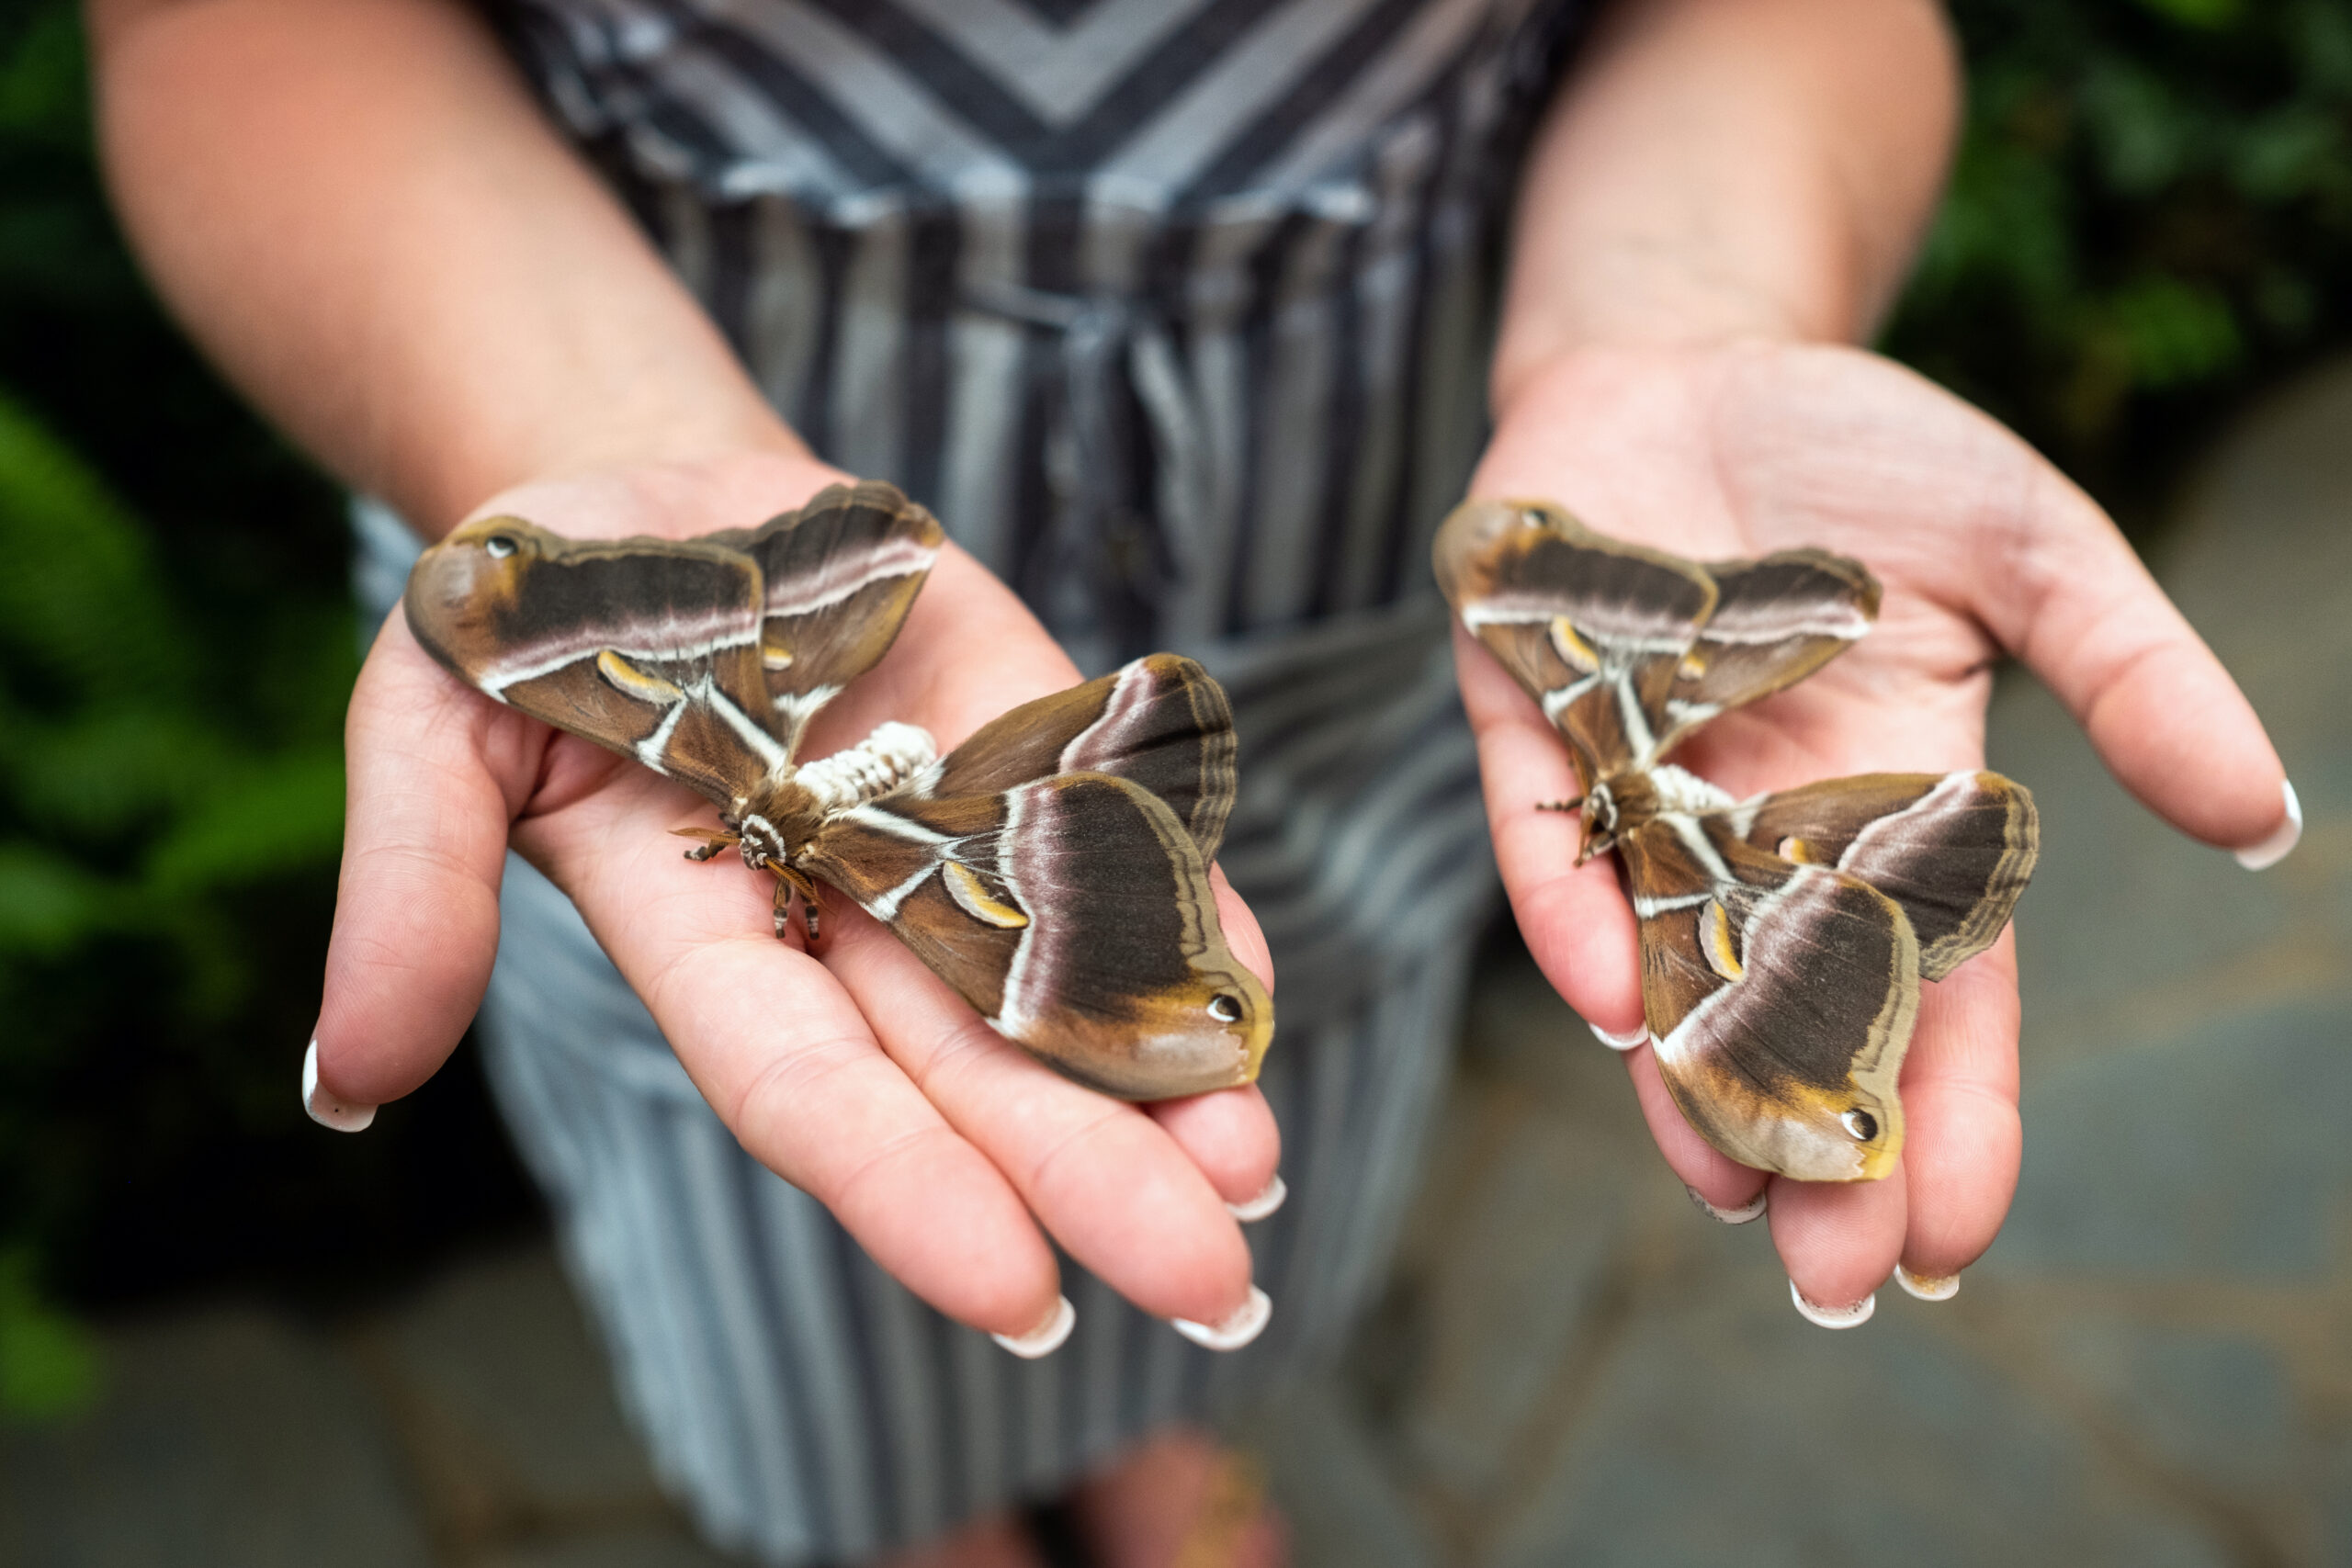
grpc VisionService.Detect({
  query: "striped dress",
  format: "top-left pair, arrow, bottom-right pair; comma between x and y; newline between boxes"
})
357,2 -> 1589,1560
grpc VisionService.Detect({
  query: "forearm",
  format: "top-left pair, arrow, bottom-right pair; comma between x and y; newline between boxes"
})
1492,0 -> 1959,406
88,0 -> 799,536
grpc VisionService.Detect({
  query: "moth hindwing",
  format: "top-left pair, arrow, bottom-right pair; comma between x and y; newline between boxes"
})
1436,500 -> 2036,1181
404,488 -> 1270,1100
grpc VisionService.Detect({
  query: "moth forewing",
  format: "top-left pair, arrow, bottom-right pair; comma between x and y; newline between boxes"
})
1435,498 -> 1720,778
404,516 -> 781,807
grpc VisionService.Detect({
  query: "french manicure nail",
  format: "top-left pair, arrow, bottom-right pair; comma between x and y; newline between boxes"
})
991,1294 -> 1076,1359
1894,1264 -> 1960,1302
2234,779 -> 2302,871
1789,1280 -> 1874,1329
1172,1286 -> 1272,1351
302,1038 -> 377,1133
1589,1020 -> 1646,1052
1226,1175 -> 1287,1223
1684,1184 -> 1767,1224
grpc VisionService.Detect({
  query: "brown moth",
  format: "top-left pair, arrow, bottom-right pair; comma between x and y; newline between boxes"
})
403,479 -> 1272,1100
1435,499 -> 2037,1181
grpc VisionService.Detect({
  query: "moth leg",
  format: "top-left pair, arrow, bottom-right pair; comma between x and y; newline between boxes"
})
673,827 -> 741,863
767,864 -> 826,944
1536,796 -> 1586,814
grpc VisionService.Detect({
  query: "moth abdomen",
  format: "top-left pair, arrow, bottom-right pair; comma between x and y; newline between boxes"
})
795,721 -> 938,812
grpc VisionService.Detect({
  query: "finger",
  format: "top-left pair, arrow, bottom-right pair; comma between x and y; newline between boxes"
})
311,614 -> 543,1114
1894,933 -> 2024,1290
1768,1158 -> 1908,1320
1145,1089 -> 1282,1212
1452,624 -> 1644,1033
1992,462 -> 2290,854
820,899 -> 1260,1327
536,798 -> 1066,1337
1618,1046 -> 1771,1215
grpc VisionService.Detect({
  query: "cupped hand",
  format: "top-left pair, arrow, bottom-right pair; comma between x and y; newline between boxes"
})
1462,340 -> 2291,1314
308,450 -> 1281,1344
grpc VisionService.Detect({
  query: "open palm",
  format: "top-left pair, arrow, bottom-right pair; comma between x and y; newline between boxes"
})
1460,341 -> 2292,1315
309,450 -> 1281,1345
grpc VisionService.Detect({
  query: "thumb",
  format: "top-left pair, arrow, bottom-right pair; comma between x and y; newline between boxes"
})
1988,462 -> 2292,860
307,614 -> 526,1127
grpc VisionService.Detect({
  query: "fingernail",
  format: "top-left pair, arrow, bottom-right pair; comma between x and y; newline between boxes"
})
1172,1286 -> 1272,1351
991,1294 -> 1076,1359
1895,1264 -> 1960,1302
1789,1279 -> 1874,1329
1226,1175 -> 1287,1223
2234,779 -> 2302,871
1685,1184 -> 1767,1224
1589,1020 -> 1646,1052
302,1038 -> 376,1133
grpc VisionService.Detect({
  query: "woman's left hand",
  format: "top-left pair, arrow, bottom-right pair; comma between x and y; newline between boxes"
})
1457,337 -> 2296,1315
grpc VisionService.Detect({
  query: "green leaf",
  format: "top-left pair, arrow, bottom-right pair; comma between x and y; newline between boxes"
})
0,841 -> 118,958
2233,108 -> 2345,202
2132,0 -> 2244,28
2109,275 -> 2244,388
0,389 -> 180,697
0,7 -> 89,150
3,705 -> 234,833
0,1245 -> 100,1423
145,747 -> 346,896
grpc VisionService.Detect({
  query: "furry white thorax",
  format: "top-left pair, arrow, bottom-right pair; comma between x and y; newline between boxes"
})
795,721 -> 939,813
1646,762 -> 1736,815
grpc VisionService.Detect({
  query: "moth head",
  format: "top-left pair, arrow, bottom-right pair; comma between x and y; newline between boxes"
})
732,779 -> 827,866
1577,782 -> 1621,864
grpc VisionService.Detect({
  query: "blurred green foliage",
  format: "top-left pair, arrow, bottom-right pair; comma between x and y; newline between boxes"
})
0,0 -> 2344,1381
1889,0 -> 2352,509
0,0 -> 535,1397
0,1241 -> 96,1420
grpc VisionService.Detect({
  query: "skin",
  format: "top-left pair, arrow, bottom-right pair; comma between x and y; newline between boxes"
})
83,0 -> 2290,1561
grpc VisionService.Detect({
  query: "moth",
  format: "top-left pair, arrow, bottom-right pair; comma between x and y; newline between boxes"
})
402,479 -> 1272,1101
1436,499 -> 2037,1181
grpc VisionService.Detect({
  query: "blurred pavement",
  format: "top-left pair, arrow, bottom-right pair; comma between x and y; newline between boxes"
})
6,361 -> 2350,1567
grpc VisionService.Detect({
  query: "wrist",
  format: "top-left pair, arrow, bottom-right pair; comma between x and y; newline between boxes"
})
1487,264 -> 1855,425
415,400 -> 819,540
1487,333 -> 1793,443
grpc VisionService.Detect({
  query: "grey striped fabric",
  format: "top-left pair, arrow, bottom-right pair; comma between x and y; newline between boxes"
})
362,2 -> 1588,1559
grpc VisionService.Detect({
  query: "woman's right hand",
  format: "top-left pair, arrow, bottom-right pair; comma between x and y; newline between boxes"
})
308,450 -> 1282,1347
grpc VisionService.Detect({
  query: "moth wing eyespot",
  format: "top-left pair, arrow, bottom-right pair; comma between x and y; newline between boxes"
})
1207,992 -> 1244,1024
483,533 -> 519,558
1840,1109 -> 1879,1142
